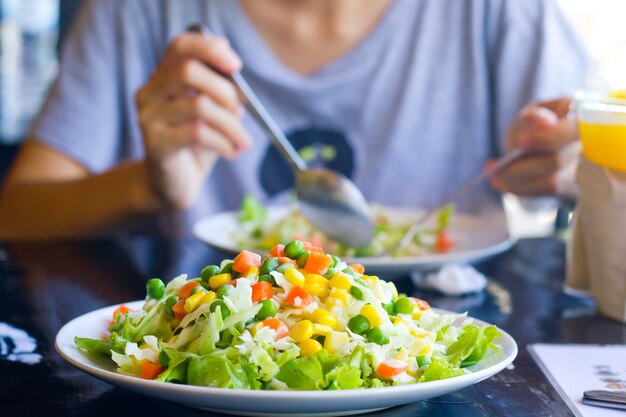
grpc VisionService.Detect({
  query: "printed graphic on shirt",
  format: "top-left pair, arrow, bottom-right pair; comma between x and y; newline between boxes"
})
259,128 -> 354,197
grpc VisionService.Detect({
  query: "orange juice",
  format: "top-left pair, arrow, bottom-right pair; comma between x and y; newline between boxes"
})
577,93 -> 626,172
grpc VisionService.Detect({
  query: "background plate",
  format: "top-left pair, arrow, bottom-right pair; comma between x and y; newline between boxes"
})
193,207 -> 515,275
56,301 -> 518,417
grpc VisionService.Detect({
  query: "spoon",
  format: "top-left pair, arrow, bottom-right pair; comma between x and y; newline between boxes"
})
188,24 -> 374,247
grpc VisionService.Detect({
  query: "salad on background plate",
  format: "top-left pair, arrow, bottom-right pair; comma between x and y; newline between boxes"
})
72,241 -> 504,391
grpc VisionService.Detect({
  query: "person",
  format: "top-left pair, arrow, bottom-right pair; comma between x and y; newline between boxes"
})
0,0 -> 589,240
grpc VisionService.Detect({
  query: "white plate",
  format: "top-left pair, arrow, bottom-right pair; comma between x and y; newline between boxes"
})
192,207 -> 515,274
56,301 -> 518,417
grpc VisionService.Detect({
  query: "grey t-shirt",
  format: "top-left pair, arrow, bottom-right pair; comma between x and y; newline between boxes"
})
32,0 -> 589,226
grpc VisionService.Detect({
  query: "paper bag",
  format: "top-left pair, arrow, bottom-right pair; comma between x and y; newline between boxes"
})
567,156 -> 626,322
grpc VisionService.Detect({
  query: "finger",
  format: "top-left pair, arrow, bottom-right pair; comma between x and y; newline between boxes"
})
163,33 -> 242,74
160,122 -> 238,159
510,106 -> 578,152
534,97 -> 572,118
489,155 -> 559,186
147,96 -> 251,150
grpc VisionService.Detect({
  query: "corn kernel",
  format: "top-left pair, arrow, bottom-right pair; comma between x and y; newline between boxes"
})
201,291 -> 217,305
209,273 -> 232,290
250,322 -> 264,337
360,305 -> 381,328
410,329 -> 426,338
304,274 -> 329,297
289,319 -> 314,342
328,273 -> 352,291
412,311 -> 424,320
394,347 -> 409,362
284,268 -> 305,287
313,323 -> 332,335
410,338 -> 431,356
298,339 -> 323,357
328,288 -> 351,305
245,267 -> 259,278
184,291 -> 206,313
362,275 -> 380,286
419,344 -> 432,356
309,308 -> 338,328
324,331 -> 350,354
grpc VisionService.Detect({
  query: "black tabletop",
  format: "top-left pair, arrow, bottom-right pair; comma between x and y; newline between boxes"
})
0,235 -> 623,417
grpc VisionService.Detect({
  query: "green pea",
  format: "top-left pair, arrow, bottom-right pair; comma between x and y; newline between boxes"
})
216,284 -> 234,299
323,267 -> 337,279
366,327 -> 389,345
350,285 -> 364,300
276,263 -> 295,273
257,274 -> 276,286
330,255 -> 341,268
416,355 -> 431,368
284,240 -> 305,259
342,267 -> 359,279
210,300 -> 231,319
348,314 -> 371,335
165,295 -> 178,309
260,257 -> 280,275
394,297 -> 414,315
221,261 -> 234,274
382,302 -> 395,316
200,265 -> 221,283
296,251 -> 310,268
255,299 -> 277,320
146,278 -> 165,299
190,285 -> 206,296
158,350 -> 170,367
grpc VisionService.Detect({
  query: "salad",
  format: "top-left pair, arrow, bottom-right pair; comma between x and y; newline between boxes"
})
237,195 -> 456,257
75,241 -> 501,390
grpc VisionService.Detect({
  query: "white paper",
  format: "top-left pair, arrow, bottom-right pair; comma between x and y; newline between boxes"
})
529,344 -> 626,417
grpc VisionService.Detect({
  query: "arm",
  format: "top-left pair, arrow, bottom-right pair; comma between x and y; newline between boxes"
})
0,141 -> 163,240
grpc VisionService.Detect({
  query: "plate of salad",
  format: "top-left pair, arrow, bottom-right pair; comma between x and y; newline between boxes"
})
56,242 -> 517,416
192,195 -> 515,274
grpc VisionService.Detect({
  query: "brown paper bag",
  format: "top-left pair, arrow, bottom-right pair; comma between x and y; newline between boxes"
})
567,156 -> 626,322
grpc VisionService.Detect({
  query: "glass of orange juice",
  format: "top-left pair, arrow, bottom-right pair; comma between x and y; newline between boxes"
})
576,90 -> 626,172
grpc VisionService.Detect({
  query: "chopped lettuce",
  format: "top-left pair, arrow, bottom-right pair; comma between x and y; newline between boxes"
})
445,324 -> 502,367
187,353 -> 251,389
419,356 -> 468,382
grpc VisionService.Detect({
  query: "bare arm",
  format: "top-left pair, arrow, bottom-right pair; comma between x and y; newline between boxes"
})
0,140 -> 164,240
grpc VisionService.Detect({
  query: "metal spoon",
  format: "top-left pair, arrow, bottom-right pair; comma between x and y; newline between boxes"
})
188,24 -> 374,247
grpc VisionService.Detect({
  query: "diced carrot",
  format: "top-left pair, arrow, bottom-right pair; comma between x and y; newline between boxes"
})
112,305 -> 131,323
304,252 -> 332,275
277,257 -> 297,266
251,281 -> 274,303
178,281 -> 200,299
233,250 -> 262,273
411,297 -> 431,311
303,241 -> 324,254
140,361 -> 166,380
227,279 -> 238,287
348,263 -> 365,275
286,286 -> 313,308
376,359 -> 408,379
172,299 -> 187,320
269,244 -> 285,257
435,231 -> 454,253
261,318 -> 289,340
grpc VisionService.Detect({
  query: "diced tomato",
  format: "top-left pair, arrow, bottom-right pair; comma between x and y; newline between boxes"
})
286,286 -> 313,308
233,250 -> 262,273
178,281 -> 200,299
269,244 -> 285,257
411,297 -> 431,311
376,359 -> 408,379
348,263 -> 365,275
277,257 -> 297,266
304,252 -> 332,275
435,231 -> 454,253
261,318 -> 289,340
112,305 -> 131,323
172,299 -> 187,320
140,361 -> 166,380
251,281 -> 274,303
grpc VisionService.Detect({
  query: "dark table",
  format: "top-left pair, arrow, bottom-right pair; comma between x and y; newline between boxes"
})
0,235 -> 624,417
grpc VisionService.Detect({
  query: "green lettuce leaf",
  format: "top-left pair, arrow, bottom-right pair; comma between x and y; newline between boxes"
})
239,194 -> 266,234
120,304 -> 173,343
187,353 -> 250,389
419,356 -> 467,382
155,348 -> 197,384
445,324 -> 501,367
75,337 -> 110,357
275,351 -> 327,390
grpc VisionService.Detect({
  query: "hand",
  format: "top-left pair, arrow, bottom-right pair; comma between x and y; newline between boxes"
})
488,97 -> 579,197
136,33 -> 252,210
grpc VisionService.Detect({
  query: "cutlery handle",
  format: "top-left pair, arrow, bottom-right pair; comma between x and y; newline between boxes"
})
187,24 -> 307,173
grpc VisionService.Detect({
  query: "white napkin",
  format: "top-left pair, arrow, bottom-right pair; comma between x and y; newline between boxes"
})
411,264 -> 487,296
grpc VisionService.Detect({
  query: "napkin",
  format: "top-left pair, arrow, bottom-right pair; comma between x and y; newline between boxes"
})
411,264 -> 487,296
